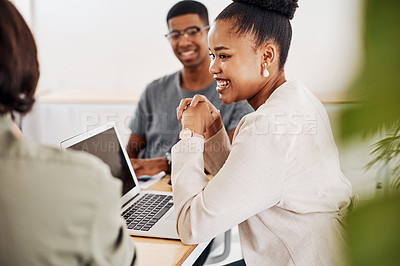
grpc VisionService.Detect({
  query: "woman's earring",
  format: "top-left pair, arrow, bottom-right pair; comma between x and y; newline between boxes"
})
263,63 -> 269,78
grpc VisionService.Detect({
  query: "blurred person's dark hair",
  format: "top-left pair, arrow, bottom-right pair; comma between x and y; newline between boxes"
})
0,0 -> 39,118
167,0 -> 209,25
216,0 -> 298,70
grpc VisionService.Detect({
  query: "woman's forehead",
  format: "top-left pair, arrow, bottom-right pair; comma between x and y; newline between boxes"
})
208,20 -> 257,51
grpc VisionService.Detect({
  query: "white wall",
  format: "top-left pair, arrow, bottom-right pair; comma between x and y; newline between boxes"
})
30,0 -> 232,91
287,0 -> 364,93
14,0 -> 363,93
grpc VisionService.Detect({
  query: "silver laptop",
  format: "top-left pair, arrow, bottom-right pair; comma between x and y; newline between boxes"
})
60,122 -> 179,239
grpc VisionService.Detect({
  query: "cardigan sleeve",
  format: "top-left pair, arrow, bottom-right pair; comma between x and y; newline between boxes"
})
203,127 -> 231,175
171,114 -> 287,244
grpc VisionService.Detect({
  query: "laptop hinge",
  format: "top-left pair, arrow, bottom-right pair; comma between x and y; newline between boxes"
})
122,193 -> 140,209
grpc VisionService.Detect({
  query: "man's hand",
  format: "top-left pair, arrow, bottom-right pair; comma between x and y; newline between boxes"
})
130,157 -> 169,177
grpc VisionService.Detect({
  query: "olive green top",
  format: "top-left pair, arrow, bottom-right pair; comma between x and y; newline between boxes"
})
0,115 -> 135,266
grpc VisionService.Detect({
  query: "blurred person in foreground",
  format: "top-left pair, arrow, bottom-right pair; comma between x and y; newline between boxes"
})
0,1 -> 136,265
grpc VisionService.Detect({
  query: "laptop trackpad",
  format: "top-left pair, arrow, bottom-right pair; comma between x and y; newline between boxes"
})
166,210 -> 177,221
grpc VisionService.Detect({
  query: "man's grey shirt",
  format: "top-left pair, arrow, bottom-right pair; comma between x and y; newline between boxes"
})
129,71 -> 253,159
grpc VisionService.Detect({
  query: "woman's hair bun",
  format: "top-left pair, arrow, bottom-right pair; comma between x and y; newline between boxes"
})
232,0 -> 299,20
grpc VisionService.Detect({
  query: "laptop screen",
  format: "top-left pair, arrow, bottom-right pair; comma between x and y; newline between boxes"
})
67,127 -> 136,195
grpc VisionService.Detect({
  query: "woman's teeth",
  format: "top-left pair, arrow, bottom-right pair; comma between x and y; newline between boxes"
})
217,80 -> 230,88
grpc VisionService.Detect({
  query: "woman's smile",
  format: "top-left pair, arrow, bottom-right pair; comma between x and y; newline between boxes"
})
215,78 -> 231,93
208,20 -> 268,105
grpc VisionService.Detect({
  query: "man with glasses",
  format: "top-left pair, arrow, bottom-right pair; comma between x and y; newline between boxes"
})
127,0 -> 252,177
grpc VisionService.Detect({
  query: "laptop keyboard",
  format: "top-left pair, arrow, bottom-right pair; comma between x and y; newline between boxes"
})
122,194 -> 173,231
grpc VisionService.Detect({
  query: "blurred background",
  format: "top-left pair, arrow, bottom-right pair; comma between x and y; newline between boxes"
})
13,0 -> 362,93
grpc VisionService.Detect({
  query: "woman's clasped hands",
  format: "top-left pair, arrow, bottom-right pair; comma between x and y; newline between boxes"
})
176,94 -> 223,140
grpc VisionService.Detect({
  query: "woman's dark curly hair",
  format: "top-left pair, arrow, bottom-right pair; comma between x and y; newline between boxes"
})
216,0 -> 299,70
0,0 -> 40,117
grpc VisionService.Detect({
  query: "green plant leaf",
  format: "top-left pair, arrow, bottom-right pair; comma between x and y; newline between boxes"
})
340,0 -> 400,139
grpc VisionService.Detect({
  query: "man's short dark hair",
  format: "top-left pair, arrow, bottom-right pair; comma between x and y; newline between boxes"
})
0,0 -> 39,116
166,0 -> 209,25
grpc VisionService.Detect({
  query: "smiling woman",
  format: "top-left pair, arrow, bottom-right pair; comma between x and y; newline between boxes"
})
208,0 -> 295,107
172,0 -> 354,265
208,20 -> 277,106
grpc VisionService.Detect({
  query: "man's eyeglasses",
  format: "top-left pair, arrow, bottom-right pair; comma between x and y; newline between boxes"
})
165,25 -> 210,41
